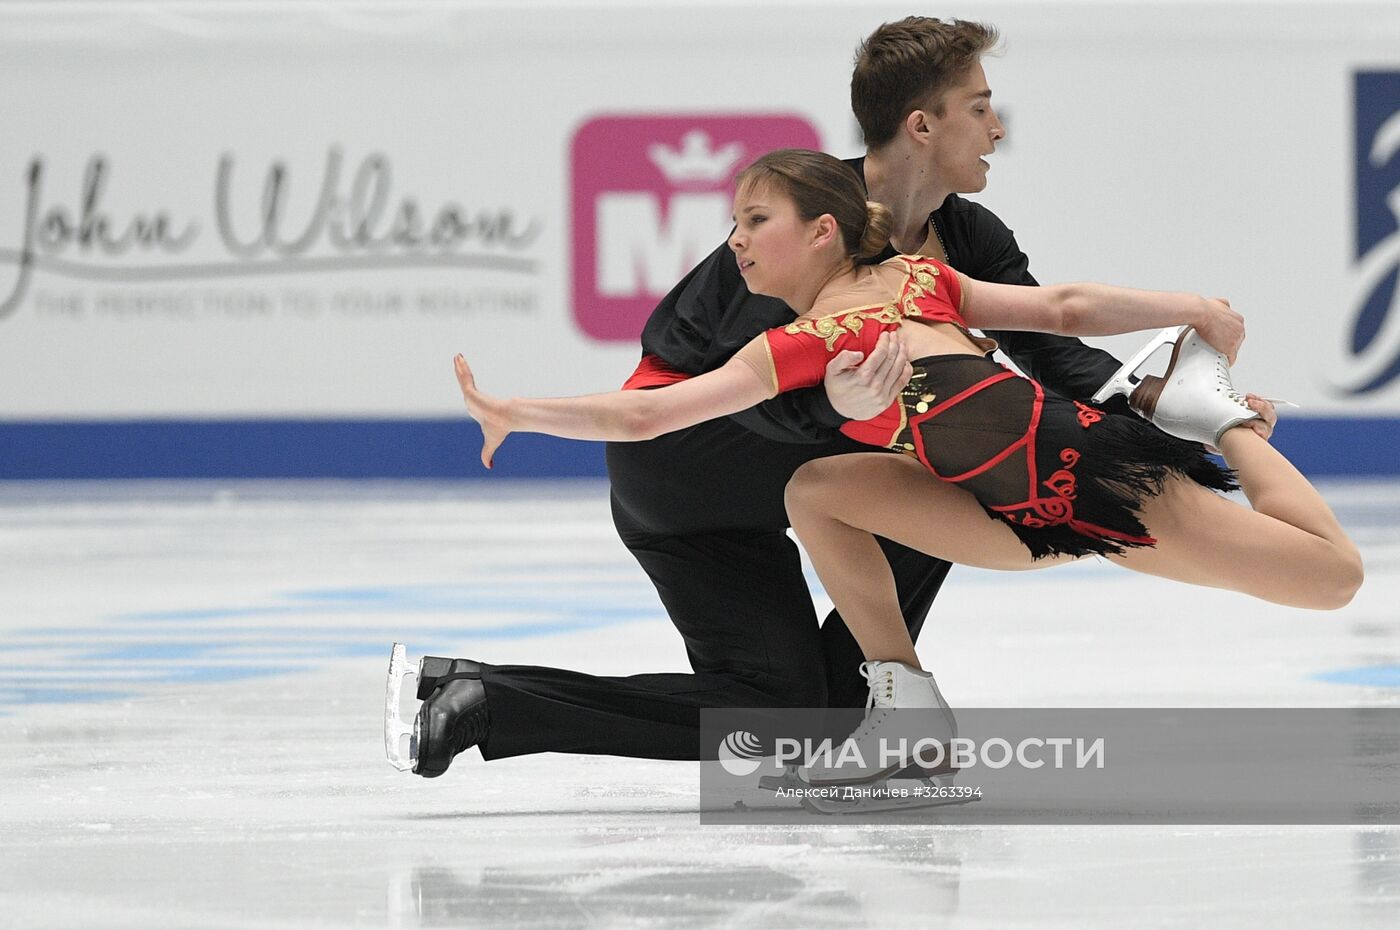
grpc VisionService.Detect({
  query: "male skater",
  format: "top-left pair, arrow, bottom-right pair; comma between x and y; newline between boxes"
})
407,17 -> 1132,776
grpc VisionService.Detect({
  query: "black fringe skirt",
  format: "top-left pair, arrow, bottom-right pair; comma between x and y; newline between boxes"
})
898,355 -> 1237,560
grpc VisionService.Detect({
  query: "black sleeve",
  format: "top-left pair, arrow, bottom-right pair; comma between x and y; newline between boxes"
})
639,239 -> 845,443
956,204 -> 1134,415
728,385 -> 846,442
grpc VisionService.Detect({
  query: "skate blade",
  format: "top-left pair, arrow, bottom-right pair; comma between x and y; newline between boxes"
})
801,761 -> 959,790
1090,324 -> 1190,404
757,765 -> 805,793
803,793 -> 977,815
384,642 -> 419,772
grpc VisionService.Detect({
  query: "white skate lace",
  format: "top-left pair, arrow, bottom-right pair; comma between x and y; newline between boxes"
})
1209,346 -> 1249,408
860,661 -> 897,709
842,662 -> 898,744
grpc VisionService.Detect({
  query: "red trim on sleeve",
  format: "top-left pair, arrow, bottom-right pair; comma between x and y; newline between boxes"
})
622,354 -> 692,391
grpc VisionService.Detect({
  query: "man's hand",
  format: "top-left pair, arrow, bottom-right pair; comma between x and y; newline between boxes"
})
1195,296 -> 1245,365
823,331 -> 913,420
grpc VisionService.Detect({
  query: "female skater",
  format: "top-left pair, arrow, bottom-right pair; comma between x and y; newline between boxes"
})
452,149 -> 1361,778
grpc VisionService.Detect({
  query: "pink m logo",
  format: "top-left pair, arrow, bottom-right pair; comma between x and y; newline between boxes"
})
570,115 -> 822,341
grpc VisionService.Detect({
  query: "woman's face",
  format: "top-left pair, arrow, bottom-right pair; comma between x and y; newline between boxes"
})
727,180 -> 818,302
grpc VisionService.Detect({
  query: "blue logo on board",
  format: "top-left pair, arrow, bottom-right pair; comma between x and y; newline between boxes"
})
1338,72 -> 1400,394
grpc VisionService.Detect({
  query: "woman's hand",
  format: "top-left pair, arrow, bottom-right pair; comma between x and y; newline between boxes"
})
1195,296 -> 1245,365
1243,393 -> 1277,441
454,354 -> 513,469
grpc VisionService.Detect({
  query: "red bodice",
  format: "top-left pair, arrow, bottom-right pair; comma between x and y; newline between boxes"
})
760,256 -> 966,445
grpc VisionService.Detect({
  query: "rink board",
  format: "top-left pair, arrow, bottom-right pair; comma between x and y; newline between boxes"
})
0,414 -> 1395,478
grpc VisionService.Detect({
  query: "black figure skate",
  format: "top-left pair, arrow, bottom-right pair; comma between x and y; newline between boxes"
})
385,643 -> 490,777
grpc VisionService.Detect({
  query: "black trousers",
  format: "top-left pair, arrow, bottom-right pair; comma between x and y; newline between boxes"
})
479,416 -> 953,761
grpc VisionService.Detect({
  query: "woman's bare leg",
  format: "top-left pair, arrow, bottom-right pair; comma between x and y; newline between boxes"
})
787,430 -> 1364,670
1110,427 -> 1364,608
785,454 -> 1075,667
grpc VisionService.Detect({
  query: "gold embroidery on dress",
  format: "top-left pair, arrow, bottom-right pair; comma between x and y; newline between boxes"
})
889,368 -> 937,452
785,303 -> 903,352
898,257 -> 940,320
785,256 -> 943,351
898,257 -> 999,355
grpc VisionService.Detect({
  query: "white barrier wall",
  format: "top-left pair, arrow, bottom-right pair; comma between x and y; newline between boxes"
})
0,2 -> 1397,474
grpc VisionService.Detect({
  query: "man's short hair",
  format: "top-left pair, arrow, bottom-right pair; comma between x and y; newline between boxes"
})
852,17 -> 999,149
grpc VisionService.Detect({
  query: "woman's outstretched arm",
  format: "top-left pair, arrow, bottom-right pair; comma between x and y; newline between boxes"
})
958,275 -> 1247,363
454,353 -> 772,468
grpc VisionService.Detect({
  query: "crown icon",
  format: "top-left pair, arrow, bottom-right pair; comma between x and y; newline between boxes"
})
648,130 -> 745,185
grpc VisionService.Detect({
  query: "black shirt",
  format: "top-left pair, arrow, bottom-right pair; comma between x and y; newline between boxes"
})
638,156 -> 1127,442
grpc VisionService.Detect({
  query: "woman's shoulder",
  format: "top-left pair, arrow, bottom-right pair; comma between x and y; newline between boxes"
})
881,253 -> 946,267
880,254 -> 952,281
877,255 -> 961,316
878,254 -> 922,276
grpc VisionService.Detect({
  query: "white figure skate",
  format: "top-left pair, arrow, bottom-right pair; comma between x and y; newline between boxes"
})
1092,325 -> 1264,447
759,662 -> 971,815
1090,324 -> 1190,408
801,661 -> 958,786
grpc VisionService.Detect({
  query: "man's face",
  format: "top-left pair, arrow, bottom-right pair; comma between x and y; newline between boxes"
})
924,62 -> 1005,194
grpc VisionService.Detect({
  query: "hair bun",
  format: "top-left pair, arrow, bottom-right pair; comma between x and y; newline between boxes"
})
858,200 -> 894,260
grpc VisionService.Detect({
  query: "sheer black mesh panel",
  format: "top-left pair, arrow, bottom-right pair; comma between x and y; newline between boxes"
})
905,356 -> 1036,508
898,354 -> 1238,560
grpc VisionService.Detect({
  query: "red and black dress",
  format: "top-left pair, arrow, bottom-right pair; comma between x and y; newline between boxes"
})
736,256 -> 1236,559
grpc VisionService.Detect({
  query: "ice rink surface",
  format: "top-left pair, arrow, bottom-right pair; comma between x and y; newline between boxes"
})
2,478 -> 1399,929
